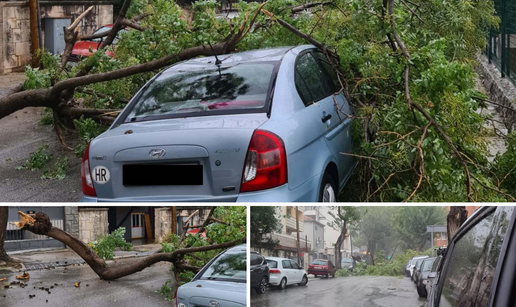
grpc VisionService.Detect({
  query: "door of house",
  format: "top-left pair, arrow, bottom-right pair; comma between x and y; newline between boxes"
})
131,213 -> 145,239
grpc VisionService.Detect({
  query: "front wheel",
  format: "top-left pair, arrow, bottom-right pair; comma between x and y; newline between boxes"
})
298,274 -> 308,286
278,277 -> 287,290
255,276 -> 268,294
319,173 -> 337,202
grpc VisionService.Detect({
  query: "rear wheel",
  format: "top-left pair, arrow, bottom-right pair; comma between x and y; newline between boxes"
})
278,277 -> 287,290
298,275 -> 308,286
416,284 -> 427,298
255,276 -> 268,294
319,173 -> 337,202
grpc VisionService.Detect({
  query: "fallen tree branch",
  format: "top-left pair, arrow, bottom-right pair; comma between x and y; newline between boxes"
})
14,211 -> 245,280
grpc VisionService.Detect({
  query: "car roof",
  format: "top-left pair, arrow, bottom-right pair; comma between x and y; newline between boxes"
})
265,256 -> 292,261
412,256 -> 429,259
182,46 -> 296,66
313,259 -> 328,261
225,244 -> 247,253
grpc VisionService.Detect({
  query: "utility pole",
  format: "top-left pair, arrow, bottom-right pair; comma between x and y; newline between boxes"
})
296,206 -> 301,267
171,207 -> 176,235
349,226 -> 353,259
28,0 -> 41,67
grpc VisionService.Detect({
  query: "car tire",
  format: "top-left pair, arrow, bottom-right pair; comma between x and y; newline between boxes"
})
298,275 -> 308,286
278,278 -> 287,290
416,284 -> 426,298
255,276 -> 268,294
319,173 -> 337,202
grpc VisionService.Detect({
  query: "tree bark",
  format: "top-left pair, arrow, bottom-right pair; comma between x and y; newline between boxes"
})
0,207 -> 14,263
14,211 -> 244,280
447,206 -> 468,241
334,207 -> 347,270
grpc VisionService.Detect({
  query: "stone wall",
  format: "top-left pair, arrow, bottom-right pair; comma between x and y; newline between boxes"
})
64,206 -> 79,237
0,1 -> 113,74
477,54 -> 516,134
154,208 -> 212,243
79,208 -> 108,243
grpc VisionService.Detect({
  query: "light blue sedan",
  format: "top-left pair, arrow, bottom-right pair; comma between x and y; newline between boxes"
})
173,244 -> 247,307
80,45 -> 354,202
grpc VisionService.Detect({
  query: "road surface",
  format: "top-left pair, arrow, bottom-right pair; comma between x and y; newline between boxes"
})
0,258 -> 176,307
251,275 -> 427,307
0,73 -> 82,202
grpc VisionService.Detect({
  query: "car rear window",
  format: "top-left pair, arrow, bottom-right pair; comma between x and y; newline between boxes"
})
199,251 -> 246,282
266,260 -> 277,268
311,260 -> 327,265
124,63 -> 275,122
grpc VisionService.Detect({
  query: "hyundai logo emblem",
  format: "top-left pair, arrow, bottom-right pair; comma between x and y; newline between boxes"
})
209,300 -> 220,307
149,148 -> 166,158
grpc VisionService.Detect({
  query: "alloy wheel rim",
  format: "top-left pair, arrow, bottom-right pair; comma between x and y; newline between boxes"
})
322,184 -> 336,202
261,278 -> 267,292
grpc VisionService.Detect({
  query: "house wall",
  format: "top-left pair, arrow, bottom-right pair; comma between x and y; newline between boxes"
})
78,208 -> 108,243
0,1 -> 113,74
64,206 -> 79,237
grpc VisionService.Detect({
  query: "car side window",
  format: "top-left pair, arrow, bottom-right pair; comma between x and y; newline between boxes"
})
251,254 -> 260,266
282,260 -> 292,269
314,51 -> 341,91
290,260 -> 300,269
439,207 -> 514,307
295,52 -> 333,107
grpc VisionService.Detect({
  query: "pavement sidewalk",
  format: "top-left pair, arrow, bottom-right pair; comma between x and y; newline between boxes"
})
3,243 -> 163,272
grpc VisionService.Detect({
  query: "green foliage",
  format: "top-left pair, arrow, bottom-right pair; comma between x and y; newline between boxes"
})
89,227 -> 132,260
39,108 -> 54,126
156,281 -> 176,301
493,132 -> 516,197
393,207 -> 447,250
158,206 -> 246,300
41,157 -> 69,180
250,206 -> 282,250
23,66 -> 50,90
73,116 -> 108,157
17,145 -> 52,171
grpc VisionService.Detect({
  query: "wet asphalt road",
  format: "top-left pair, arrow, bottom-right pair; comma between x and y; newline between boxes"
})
0,74 -> 82,202
251,275 -> 427,307
0,259 -> 176,307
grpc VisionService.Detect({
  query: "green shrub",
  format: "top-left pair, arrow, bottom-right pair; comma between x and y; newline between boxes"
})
17,145 -> 52,171
88,227 -> 132,260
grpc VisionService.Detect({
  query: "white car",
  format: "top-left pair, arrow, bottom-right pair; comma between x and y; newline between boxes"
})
409,256 -> 428,280
265,257 -> 308,290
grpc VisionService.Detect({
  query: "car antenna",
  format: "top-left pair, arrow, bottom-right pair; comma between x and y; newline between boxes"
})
208,42 -> 222,77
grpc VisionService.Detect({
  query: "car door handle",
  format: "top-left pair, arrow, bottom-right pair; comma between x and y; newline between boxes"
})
321,114 -> 332,123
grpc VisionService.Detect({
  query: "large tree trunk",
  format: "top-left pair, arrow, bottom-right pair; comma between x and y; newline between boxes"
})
334,208 -> 347,270
0,207 -> 14,263
14,211 -> 244,280
447,206 -> 468,242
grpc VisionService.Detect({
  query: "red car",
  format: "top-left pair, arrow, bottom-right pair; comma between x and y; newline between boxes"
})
308,259 -> 336,278
70,25 -> 125,61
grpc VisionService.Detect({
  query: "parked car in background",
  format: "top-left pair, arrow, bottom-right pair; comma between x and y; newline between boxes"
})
409,256 -> 428,281
80,45 -> 355,202
69,25 -> 126,62
341,258 -> 354,271
405,258 -> 416,277
427,206 -> 516,307
413,258 -> 427,284
415,257 -> 435,298
173,244 -> 246,307
425,252 -> 444,302
251,251 -> 269,294
308,259 -> 336,278
265,257 -> 308,290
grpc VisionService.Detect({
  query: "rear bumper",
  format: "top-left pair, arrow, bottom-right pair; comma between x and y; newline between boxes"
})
308,269 -> 328,275
81,173 -> 322,202
268,274 -> 283,286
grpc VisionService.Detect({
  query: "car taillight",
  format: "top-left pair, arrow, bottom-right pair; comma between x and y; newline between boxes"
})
269,269 -> 281,274
240,130 -> 287,192
172,287 -> 178,307
81,142 -> 96,196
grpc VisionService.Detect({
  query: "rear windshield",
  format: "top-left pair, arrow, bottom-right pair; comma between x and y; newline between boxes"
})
124,63 -> 275,122
311,260 -> 327,265
267,260 -> 278,268
199,251 -> 246,282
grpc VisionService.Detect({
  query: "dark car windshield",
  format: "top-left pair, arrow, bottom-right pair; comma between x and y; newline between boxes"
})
199,251 -> 246,282
423,259 -> 435,271
311,260 -> 327,265
124,63 -> 275,122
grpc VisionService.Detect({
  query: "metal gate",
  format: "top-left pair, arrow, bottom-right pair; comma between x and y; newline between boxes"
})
5,206 -> 66,252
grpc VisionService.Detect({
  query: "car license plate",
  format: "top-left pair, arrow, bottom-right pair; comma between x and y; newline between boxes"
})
123,164 -> 203,186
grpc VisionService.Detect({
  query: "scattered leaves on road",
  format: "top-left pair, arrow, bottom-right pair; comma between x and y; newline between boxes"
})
16,272 -> 30,280
74,282 -> 81,287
